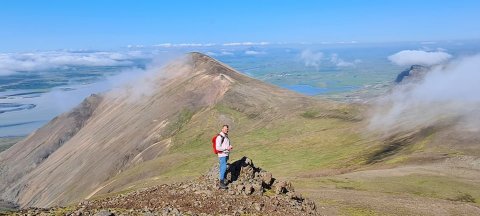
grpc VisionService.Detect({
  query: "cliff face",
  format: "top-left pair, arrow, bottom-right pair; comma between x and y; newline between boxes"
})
0,53 -> 318,208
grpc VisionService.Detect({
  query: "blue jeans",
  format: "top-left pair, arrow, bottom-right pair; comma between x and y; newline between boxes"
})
219,156 -> 229,181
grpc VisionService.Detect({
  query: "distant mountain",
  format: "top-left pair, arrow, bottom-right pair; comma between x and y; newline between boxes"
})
395,65 -> 429,83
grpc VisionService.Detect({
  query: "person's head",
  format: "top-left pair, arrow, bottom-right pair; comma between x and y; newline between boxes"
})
221,125 -> 229,134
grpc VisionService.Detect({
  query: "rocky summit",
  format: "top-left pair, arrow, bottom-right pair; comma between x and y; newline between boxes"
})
15,157 -> 317,216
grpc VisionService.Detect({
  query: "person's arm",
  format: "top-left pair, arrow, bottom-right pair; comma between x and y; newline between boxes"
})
226,138 -> 232,150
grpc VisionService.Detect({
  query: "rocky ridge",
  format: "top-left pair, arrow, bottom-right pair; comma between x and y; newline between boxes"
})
395,65 -> 429,84
14,157 -> 317,215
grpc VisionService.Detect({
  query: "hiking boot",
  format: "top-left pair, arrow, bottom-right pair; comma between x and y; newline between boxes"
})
219,180 -> 228,189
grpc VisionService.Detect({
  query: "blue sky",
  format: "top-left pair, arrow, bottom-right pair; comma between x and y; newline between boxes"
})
1,0 -> 479,51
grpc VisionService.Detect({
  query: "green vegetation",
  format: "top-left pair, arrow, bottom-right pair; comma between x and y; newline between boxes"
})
301,110 -> 320,118
101,102 -> 370,195
164,108 -> 195,136
449,193 -> 476,203
165,103 -> 369,179
341,206 -> 379,216
88,98 -> 480,215
0,136 -> 24,153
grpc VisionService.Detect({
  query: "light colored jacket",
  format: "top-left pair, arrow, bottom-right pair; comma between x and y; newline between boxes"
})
216,132 -> 231,157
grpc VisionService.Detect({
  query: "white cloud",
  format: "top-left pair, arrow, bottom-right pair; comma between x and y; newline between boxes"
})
388,50 -> 452,66
330,54 -> 358,67
220,51 -> 234,56
177,43 -> 204,47
127,44 -> 144,48
153,43 -> 216,48
153,43 -> 173,48
223,42 -> 270,46
300,50 -> 360,69
107,55 -> 191,103
319,41 -> 358,45
436,47 -> 447,52
300,50 -> 324,69
245,50 -> 266,55
205,51 -> 235,56
0,51 -> 149,75
0,69 -> 16,76
370,54 -> 480,132
205,51 -> 217,56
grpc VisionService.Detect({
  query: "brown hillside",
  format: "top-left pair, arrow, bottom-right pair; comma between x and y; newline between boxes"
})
0,52 -> 342,208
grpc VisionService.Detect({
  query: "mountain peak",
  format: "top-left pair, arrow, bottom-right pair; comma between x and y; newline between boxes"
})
0,52 -> 314,208
187,52 -> 253,83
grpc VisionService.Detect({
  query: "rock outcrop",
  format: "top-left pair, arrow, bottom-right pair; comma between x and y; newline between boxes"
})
395,65 -> 429,83
16,157 -> 317,215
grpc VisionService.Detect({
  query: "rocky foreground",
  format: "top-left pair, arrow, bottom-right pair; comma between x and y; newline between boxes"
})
13,157 -> 317,215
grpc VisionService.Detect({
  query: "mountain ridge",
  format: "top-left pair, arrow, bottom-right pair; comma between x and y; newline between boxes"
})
2,53 -> 480,215
0,52 -> 336,208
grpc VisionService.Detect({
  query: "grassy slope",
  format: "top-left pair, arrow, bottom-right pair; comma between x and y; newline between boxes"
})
95,100 -> 368,191
88,98 -> 480,215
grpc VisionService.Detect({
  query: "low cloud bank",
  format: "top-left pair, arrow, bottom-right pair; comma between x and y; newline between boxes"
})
152,41 -> 270,48
244,50 -> 266,55
300,50 -> 359,69
106,54 -> 192,103
0,51 -> 149,75
223,42 -> 270,46
388,50 -> 452,66
206,51 -> 234,56
0,52 -> 187,137
330,54 -> 361,67
12,53 -> 182,117
369,54 -> 480,133
300,50 -> 324,69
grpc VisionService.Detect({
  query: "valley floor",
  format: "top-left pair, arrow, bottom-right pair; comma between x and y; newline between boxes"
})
292,157 -> 480,215
300,187 -> 480,216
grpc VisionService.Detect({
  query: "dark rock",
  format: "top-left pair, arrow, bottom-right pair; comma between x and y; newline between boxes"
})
289,192 -> 303,201
252,183 -> 263,195
395,65 -> 429,83
274,181 -> 287,194
244,184 -> 253,195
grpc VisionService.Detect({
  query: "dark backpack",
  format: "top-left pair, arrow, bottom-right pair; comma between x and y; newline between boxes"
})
212,134 -> 225,154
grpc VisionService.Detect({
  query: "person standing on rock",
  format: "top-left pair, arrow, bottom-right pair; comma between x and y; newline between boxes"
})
216,124 -> 232,189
